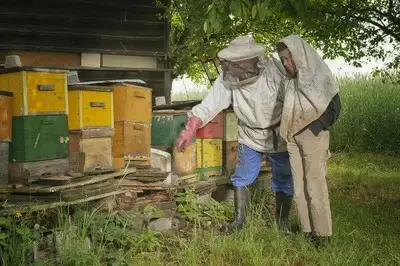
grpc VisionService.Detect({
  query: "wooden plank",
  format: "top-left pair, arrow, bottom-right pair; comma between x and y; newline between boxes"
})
102,54 -> 157,69
117,180 -> 170,190
61,183 -> 119,201
13,168 -> 136,194
126,176 -> 167,183
130,168 -> 169,176
81,53 -> 101,68
0,190 -> 128,215
39,175 -> 79,186
8,158 -> 70,184
7,50 -> 81,68
69,127 -> 115,139
134,194 -> 171,206
152,100 -> 201,110
0,184 -> 24,193
69,137 -> 114,174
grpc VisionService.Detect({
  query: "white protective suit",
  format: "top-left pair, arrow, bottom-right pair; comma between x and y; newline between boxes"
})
188,53 -> 288,154
278,35 -> 339,142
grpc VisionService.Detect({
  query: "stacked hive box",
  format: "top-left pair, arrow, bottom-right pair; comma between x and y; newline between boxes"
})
196,112 -> 224,180
223,109 -> 239,174
112,83 -> 152,169
0,68 -> 70,184
0,91 -> 12,184
67,85 -> 114,174
151,110 -> 197,182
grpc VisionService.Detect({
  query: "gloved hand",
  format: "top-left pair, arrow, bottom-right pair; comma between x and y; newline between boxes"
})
176,116 -> 203,152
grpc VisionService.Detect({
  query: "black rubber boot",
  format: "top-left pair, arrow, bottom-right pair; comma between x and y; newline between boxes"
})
305,232 -> 332,248
224,186 -> 248,233
275,192 -> 292,233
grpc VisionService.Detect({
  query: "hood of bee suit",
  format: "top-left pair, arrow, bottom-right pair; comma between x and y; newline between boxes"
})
277,34 -> 339,141
217,35 -> 268,88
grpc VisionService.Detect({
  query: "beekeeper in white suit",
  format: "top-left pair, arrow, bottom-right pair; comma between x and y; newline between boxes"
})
276,35 -> 341,246
176,36 -> 294,233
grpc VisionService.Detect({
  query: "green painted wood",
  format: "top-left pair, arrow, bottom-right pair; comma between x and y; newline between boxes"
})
9,114 -> 70,162
224,111 -> 238,141
151,113 -> 195,146
197,166 -> 224,181
0,142 -> 8,184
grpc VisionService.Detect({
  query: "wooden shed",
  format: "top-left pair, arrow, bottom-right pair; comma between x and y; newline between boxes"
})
0,0 -> 172,104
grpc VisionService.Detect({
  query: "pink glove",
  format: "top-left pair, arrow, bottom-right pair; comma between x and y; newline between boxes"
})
176,116 -> 203,152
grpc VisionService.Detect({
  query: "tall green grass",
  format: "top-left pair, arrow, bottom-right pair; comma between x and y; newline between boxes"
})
331,75 -> 400,154
3,153 -> 400,265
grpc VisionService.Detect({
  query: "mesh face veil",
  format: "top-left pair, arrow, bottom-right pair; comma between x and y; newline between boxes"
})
221,57 -> 262,86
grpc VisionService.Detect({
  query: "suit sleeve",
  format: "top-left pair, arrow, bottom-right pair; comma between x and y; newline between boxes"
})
188,75 -> 232,127
308,93 -> 341,135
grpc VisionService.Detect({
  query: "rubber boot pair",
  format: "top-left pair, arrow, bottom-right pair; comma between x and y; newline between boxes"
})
305,232 -> 332,248
223,186 -> 248,233
275,192 -> 292,234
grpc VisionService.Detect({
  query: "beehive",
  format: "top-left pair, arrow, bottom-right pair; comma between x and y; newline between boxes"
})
68,85 -> 114,130
0,91 -> 13,141
0,69 -> 68,116
9,114 -> 69,162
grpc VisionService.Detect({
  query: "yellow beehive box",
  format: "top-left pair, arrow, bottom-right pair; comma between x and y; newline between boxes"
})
113,84 -> 152,123
196,139 -> 223,168
68,85 -> 114,130
0,69 -> 68,116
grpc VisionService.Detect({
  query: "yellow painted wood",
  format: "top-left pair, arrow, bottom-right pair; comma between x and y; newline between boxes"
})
0,76 -> 9,91
196,139 -> 202,168
113,84 -> 152,123
0,71 -> 67,116
196,139 -> 223,168
68,91 -> 80,130
68,88 -> 113,130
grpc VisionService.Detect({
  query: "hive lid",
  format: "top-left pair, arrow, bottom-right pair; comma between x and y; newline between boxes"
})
69,79 -> 148,87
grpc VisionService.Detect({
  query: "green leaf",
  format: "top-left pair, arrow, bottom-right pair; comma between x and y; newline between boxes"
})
259,3 -> 267,20
203,21 -> 208,33
230,0 -> 241,17
214,19 -> 223,33
252,5 -> 258,18
16,226 -> 30,236
0,217 -> 8,226
207,3 -> 214,13
0,232 -> 8,240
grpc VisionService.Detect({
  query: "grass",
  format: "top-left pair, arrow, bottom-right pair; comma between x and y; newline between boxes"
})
330,75 -> 400,155
2,152 -> 399,265
149,152 -> 400,266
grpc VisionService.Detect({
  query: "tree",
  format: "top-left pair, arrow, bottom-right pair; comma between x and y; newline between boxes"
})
159,0 -> 399,83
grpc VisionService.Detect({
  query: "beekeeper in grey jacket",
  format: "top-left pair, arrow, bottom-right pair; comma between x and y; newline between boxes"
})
176,36 -> 294,233
276,35 -> 341,246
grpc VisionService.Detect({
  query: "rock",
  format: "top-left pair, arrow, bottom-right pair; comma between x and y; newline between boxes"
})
148,217 -> 173,231
197,193 -> 212,203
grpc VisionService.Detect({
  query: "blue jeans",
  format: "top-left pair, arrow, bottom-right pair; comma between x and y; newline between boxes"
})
231,144 -> 294,196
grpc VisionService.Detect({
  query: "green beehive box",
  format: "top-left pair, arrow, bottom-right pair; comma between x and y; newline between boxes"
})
151,110 -> 195,147
9,114 -> 70,162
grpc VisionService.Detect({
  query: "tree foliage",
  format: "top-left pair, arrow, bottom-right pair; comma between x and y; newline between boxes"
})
158,0 -> 400,83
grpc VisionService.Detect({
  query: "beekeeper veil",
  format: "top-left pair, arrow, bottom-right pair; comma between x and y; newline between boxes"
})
277,35 -> 339,141
217,36 -> 267,87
